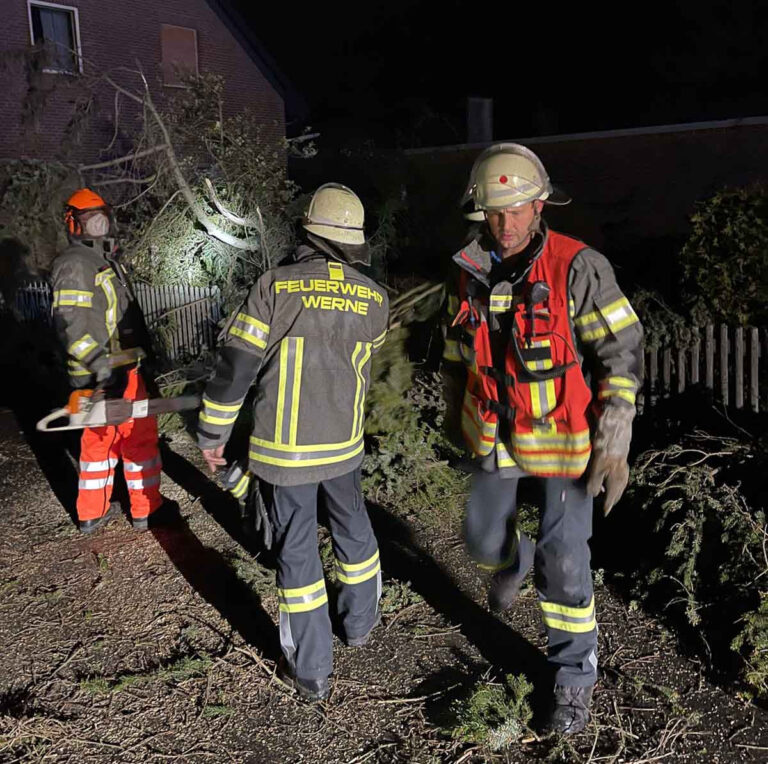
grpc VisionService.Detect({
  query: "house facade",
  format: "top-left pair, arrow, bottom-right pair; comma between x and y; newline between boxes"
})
0,0 -> 292,162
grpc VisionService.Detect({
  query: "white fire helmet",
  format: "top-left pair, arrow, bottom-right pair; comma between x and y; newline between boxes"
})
302,183 -> 366,245
462,143 -> 570,221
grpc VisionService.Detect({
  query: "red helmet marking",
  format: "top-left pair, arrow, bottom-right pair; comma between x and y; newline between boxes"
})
499,175 -> 508,184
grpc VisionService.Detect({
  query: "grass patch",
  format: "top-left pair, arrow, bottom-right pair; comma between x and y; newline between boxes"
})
79,654 -> 213,696
449,673 -> 533,751
380,579 -> 423,614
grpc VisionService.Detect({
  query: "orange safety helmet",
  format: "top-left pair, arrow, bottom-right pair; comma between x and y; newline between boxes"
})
64,188 -> 112,237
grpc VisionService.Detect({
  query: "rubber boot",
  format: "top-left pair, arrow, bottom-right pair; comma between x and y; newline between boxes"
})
79,502 -> 120,534
132,499 -> 181,531
276,656 -> 330,702
549,684 -> 593,735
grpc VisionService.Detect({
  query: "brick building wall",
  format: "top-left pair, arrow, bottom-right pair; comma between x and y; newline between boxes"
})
0,0 -> 286,162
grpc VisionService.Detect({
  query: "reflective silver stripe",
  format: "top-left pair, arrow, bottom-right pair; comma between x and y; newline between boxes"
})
336,550 -> 381,585
229,312 -> 269,349
540,597 -> 597,634
126,474 -> 161,490
69,335 -> 99,360
123,456 -> 161,473
54,290 -> 93,307
277,580 -> 329,613
274,337 -> 304,446
79,475 -> 114,490
249,435 -> 364,468
200,395 -> 244,427
80,458 -> 118,472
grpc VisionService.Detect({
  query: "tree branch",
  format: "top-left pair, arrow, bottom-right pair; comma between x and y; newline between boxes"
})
79,144 -> 168,172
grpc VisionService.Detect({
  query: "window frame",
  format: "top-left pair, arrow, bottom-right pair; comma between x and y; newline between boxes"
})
27,0 -> 83,75
160,24 -> 199,88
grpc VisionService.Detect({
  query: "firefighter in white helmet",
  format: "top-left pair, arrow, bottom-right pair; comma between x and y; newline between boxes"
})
442,143 -> 643,733
198,184 -> 389,702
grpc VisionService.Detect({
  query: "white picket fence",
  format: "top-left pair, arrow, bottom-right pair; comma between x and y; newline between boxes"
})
6,281 -> 222,362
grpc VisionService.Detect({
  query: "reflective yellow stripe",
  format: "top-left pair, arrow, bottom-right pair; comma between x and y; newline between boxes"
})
279,594 -> 329,613
279,579 -> 325,598
579,325 -> 610,342
69,335 -> 98,360
337,564 -> 380,585
203,398 -> 243,412
607,376 -> 635,388
350,343 -> 365,439
54,289 -> 93,307
372,328 -> 387,348
338,550 -> 379,573
275,340 -> 289,444
288,338 -> 303,445
249,440 -> 364,468
574,309 -> 600,327
610,313 -> 639,333
229,325 -> 267,348
231,474 -> 250,498
540,597 -> 594,618
237,312 -> 269,333
443,339 -> 461,362
95,271 -> 120,353
200,411 -> 238,426
599,389 -> 636,404
542,616 -> 597,633
355,343 -> 372,438
513,430 -> 591,445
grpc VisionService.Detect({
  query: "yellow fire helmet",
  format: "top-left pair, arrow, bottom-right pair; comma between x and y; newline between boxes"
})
303,183 -> 366,245
462,143 -> 570,216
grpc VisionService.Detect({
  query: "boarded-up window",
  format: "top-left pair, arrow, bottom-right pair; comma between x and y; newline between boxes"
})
161,25 -> 198,87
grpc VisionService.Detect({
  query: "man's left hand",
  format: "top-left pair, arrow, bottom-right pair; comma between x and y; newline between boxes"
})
586,451 -> 629,516
201,444 -> 226,474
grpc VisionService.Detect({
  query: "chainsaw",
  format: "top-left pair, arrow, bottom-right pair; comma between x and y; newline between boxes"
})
36,389 -> 201,432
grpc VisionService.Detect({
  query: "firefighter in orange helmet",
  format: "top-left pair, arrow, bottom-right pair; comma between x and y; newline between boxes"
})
442,145 -> 643,734
51,188 -> 179,533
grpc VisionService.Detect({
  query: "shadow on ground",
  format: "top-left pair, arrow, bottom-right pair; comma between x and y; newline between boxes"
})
368,502 -> 554,725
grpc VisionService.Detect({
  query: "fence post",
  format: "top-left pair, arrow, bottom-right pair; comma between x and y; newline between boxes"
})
705,325 -> 714,392
734,327 -> 744,410
750,327 -> 759,413
720,325 -> 729,406
648,347 -> 658,406
690,329 -> 700,385
662,346 -> 671,397
676,346 -> 686,394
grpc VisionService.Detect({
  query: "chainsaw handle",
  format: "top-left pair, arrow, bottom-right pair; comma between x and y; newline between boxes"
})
36,408 -> 79,432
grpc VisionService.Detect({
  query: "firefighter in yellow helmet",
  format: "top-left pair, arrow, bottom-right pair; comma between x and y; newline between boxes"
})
51,189 -> 179,533
442,144 -> 643,733
198,184 -> 389,702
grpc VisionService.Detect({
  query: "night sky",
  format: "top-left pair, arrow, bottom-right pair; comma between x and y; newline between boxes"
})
233,0 -> 767,148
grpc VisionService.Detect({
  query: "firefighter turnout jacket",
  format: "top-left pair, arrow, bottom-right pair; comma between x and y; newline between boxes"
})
51,242 -> 150,388
198,246 -> 389,486
442,224 -> 643,477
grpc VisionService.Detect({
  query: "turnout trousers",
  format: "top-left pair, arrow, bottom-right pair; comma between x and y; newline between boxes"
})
265,467 -> 381,680
76,368 -> 163,522
464,468 -> 597,687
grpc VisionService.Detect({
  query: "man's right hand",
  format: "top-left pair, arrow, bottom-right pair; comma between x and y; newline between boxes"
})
201,444 -> 226,474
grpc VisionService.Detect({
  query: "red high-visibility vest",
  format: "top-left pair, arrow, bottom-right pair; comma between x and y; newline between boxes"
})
452,231 -> 593,478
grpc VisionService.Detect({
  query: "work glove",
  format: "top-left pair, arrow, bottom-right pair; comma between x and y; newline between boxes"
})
585,406 -> 634,516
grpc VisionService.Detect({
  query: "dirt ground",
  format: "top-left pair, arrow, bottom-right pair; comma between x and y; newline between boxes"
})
2,407 -> 768,764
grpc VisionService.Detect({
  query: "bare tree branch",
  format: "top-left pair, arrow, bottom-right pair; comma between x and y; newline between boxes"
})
101,72 -> 259,251
203,178 -> 260,227
79,145 -> 168,172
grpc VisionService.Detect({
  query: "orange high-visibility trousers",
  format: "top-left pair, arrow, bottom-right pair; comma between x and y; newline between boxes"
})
76,368 -> 163,522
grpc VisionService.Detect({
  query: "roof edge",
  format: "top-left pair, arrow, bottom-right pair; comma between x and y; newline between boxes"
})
404,115 -> 768,156
204,0 -> 307,120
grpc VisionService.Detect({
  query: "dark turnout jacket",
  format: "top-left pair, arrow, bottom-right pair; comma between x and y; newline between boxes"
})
51,242 -> 149,388
198,246 -> 389,486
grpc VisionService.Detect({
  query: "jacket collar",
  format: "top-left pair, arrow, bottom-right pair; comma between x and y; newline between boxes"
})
452,222 -> 550,288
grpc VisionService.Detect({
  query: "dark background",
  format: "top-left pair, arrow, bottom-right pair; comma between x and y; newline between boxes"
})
234,0 -> 767,148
